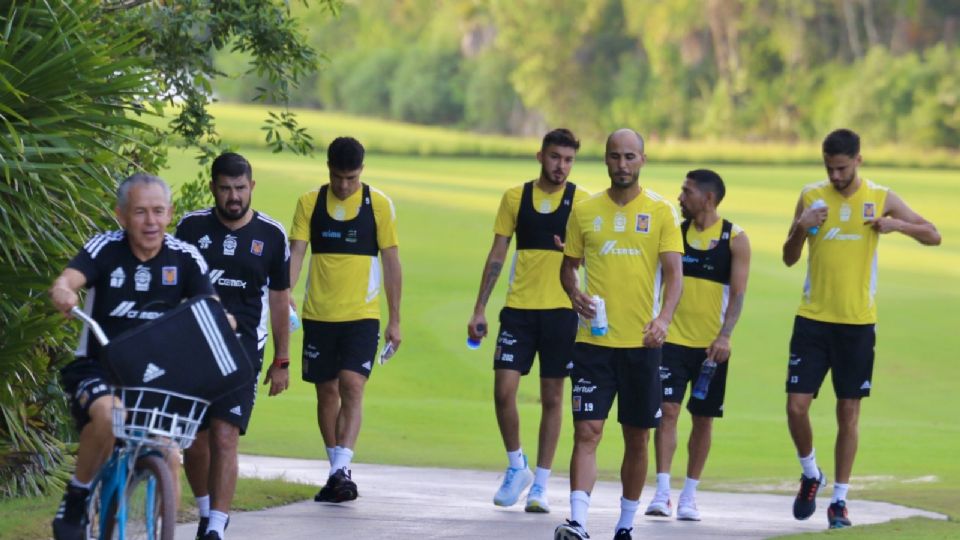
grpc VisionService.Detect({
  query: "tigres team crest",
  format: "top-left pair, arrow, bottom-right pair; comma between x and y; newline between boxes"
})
161,266 -> 178,285
251,239 -> 264,256
863,202 -> 876,219
635,213 -> 650,233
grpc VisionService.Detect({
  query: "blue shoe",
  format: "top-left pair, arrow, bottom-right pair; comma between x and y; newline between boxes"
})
493,456 -> 533,507
793,468 -> 826,520
828,500 -> 852,529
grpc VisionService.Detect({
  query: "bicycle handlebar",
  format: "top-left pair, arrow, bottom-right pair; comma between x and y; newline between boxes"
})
70,306 -> 109,346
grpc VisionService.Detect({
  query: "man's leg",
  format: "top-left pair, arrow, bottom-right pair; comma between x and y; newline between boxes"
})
568,419 -> 604,530
183,430 -> 211,537
315,379 -> 340,452
787,393 -> 814,458
335,370 -> 367,450
201,419 -> 240,539
647,401 -> 680,516
617,425 -> 649,533
686,414 -> 713,480
494,369 -> 523,456
536,376 -> 565,470
834,398 -> 860,485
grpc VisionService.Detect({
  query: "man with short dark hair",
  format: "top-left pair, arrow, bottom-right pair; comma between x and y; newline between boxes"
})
467,128 -> 589,512
289,137 -> 402,503
177,152 -> 291,540
50,173 -> 214,540
782,128 -> 940,529
646,169 -> 751,521
555,129 -> 684,540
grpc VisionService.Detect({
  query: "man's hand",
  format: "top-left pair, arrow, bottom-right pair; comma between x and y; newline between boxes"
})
384,319 -> 402,354
263,363 -> 290,396
865,217 -> 902,234
569,290 -> 596,319
798,203 -> 828,231
467,313 -> 488,341
642,316 -> 669,348
49,284 -> 79,317
707,334 -> 731,363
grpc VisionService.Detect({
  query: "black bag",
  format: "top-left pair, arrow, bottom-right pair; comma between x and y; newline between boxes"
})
100,295 -> 254,402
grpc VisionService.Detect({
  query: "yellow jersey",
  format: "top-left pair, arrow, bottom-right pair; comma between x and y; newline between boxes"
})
669,219 -> 744,348
564,189 -> 684,347
494,182 -> 591,309
290,184 -> 399,322
797,179 -> 888,324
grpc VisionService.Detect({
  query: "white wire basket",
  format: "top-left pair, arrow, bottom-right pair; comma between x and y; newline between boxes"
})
112,387 -> 210,450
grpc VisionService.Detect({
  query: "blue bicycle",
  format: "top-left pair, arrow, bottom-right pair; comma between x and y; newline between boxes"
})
71,307 -> 210,540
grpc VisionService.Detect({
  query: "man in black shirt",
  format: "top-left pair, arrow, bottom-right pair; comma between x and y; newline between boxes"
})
49,173 -> 214,540
176,152 -> 291,540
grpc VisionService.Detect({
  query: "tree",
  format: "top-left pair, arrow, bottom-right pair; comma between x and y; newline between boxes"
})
0,0 -> 337,497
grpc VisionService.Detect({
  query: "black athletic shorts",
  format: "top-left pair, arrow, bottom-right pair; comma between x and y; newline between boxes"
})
570,343 -> 662,428
494,307 -> 577,378
60,358 -> 114,431
787,315 -> 876,399
660,343 -> 728,418
302,319 -> 379,383
202,334 -> 263,434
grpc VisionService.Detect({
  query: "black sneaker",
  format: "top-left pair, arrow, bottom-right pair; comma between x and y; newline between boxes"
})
195,516 -> 209,540
314,468 -> 358,503
554,519 -> 590,539
201,532 -> 222,540
613,527 -> 632,540
828,500 -> 852,529
51,485 -> 89,540
792,468 -> 825,520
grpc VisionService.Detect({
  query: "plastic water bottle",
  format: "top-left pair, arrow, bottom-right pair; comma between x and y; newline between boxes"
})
692,359 -> 718,400
467,323 -> 486,349
808,199 -> 827,235
590,295 -> 608,337
289,306 -> 301,332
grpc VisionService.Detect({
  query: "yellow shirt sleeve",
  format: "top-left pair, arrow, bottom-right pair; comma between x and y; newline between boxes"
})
563,206 -> 584,259
290,190 -> 318,242
371,187 -> 399,249
659,202 -> 684,253
493,187 -> 521,237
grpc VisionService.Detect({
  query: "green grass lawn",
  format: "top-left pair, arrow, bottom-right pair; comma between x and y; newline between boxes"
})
158,143 -> 959,529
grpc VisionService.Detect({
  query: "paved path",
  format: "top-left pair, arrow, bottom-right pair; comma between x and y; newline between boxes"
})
175,455 -> 945,539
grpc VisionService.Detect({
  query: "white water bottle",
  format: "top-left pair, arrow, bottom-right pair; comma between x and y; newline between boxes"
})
808,199 -> 827,235
289,306 -> 301,332
590,295 -> 608,337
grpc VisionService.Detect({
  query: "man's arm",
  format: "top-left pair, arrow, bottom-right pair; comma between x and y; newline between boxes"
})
49,268 -> 87,316
707,233 -> 751,363
783,195 -> 828,266
288,239 -> 308,309
262,288 -> 291,396
867,191 -> 942,246
560,255 -> 594,318
467,235 -> 511,340
643,251 -> 683,348
381,245 -> 402,352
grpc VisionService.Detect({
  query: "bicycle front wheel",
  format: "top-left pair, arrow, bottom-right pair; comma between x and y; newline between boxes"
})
121,454 -> 177,540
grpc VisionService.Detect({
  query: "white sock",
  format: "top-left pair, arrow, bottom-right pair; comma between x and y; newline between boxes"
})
616,497 -> 639,530
832,483 -> 849,503
656,472 -> 671,494
680,477 -> 699,500
329,446 -> 354,476
570,490 -> 590,528
799,449 -> 819,479
507,448 -> 525,470
195,495 -> 210,518
325,446 -> 336,464
69,476 -> 92,490
533,467 -> 551,488
207,510 -> 228,537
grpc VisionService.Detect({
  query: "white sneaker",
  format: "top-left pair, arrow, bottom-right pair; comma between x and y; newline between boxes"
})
493,461 -> 534,507
524,484 -> 550,513
644,491 -> 672,517
677,496 -> 701,521
554,519 -> 590,539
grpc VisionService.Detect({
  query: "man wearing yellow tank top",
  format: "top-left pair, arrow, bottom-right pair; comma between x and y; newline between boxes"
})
467,129 -> 590,513
646,169 -> 751,522
782,129 -> 941,529
554,129 -> 684,540
289,137 -> 403,504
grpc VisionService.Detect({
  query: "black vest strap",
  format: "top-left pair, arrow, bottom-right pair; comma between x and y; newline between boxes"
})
310,184 -> 379,256
680,219 -> 733,284
515,181 -> 577,251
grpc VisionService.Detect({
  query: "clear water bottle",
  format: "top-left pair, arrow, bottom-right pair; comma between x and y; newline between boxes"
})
808,199 -> 827,235
289,306 -> 301,332
692,359 -> 718,400
467,323 -> 486,350
590,295 -> 607,337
